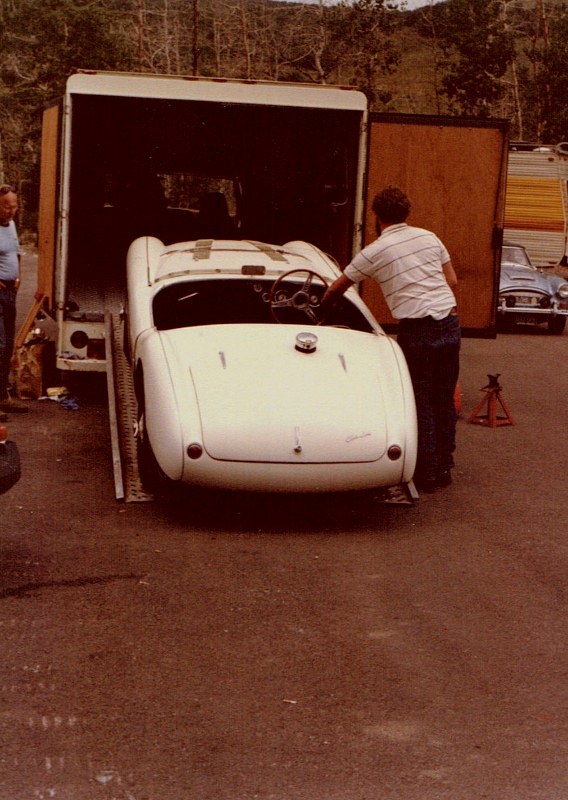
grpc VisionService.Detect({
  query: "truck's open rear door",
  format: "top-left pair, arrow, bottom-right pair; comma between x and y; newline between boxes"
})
37,103 -> 60,312
15,104 -> 60,348
362,114 -> 509,337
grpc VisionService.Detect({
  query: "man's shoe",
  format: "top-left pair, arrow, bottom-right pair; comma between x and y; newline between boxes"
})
436,470 -> 453,488
0,398 -> 29,413
0,412 -> 7,422
414,476 -> 437,494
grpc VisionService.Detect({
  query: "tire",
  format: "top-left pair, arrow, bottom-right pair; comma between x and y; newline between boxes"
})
497,313 -> 516,332
122,313 -> 132,364
548,315 -> 566,335
135,368 -> 170,494
138,418 -> 170,494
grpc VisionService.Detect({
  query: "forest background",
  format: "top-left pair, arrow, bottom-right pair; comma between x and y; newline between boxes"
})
1,0 -> 567,230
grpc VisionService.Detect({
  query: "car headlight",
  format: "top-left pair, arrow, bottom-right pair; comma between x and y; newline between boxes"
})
557,283 -> 568,299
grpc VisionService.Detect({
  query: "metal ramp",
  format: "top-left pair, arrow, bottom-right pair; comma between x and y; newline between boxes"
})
105,313 -> 153,502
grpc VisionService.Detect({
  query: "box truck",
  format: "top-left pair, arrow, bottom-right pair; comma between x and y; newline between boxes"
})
29,70 -> 508,375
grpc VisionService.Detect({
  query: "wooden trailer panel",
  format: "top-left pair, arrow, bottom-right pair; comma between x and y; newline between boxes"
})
37,104 -> 60,310
362,114 -> 509,337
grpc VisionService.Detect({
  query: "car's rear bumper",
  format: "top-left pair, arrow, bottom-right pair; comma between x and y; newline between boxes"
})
178,455 -> 414,493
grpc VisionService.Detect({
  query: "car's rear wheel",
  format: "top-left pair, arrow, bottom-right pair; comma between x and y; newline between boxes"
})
138,415 -> 171,494
134,366 -> 171,494
548,315 -> 566,335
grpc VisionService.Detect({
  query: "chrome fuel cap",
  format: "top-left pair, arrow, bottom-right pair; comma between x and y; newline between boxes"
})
295,331 -> 318,353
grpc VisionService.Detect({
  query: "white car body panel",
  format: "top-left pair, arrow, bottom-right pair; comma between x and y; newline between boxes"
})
128,237 -> 417,493
166,325 -> 389,462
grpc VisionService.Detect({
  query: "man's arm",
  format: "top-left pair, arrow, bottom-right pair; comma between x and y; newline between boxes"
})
443,259 -> 457,290
320,272 -> 354,312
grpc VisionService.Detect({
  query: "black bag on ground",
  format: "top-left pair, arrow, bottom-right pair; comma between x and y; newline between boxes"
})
0,440 -> 21,494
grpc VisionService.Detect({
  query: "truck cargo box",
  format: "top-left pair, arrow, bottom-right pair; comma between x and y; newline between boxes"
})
35,71 -> 508,372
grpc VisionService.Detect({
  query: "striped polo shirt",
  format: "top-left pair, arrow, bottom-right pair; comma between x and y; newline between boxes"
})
344,223 -> 456,320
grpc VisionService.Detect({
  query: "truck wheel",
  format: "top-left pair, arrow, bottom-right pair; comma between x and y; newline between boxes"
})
548,316 -> 566,335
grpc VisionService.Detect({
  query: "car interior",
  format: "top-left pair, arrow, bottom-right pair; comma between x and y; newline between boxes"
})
64,94 -> 362,317
152,278 -> 375,332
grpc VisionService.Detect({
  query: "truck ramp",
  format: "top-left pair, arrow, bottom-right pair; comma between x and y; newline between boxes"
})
105,313 -> 153,502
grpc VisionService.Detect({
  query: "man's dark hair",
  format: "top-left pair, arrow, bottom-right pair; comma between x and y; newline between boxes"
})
371,186 -> 411,224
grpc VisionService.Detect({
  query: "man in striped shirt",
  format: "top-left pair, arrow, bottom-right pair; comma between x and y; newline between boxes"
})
321,186 -> 460,493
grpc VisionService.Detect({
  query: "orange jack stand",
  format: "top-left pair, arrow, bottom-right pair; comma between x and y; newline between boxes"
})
467,374 -> 515,428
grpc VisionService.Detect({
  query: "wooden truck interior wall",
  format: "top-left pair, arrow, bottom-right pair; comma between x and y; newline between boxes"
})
65,95 -> 360,312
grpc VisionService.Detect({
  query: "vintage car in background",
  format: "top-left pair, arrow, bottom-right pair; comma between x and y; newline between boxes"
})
125,238 -> 418,497
498,241 -> 568,334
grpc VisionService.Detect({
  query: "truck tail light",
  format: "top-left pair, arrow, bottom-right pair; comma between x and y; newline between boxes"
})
69,330 -> 105,359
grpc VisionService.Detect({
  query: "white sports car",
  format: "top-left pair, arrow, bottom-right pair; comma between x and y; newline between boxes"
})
126,238 -> 417,497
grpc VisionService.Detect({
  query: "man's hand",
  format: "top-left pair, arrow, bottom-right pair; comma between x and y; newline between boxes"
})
320,273 -> 354,312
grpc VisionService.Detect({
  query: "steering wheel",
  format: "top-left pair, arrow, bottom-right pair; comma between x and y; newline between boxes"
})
269,269 -> 329,324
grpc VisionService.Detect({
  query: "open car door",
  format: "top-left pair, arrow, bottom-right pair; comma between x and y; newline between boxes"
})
362,114 -> 509,337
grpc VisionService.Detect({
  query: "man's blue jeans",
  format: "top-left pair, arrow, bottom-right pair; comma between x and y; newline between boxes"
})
397,312 -> 461,483
0,285 -> 17,401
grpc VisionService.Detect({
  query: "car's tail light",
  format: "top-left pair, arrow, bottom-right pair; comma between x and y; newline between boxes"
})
387,445 -> 402,461
187,443 -> 203,459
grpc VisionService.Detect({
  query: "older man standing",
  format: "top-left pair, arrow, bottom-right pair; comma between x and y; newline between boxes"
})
0,184 -> 28,418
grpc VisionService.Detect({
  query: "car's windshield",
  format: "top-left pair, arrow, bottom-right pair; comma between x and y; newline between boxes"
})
502,245 -> 533,268
152,278 -> 374,332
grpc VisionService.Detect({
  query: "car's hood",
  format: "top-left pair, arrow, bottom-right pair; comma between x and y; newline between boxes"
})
161,324 -> 399,463
500,263 -> 561,293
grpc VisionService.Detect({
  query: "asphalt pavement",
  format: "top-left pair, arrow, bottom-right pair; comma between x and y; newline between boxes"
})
0,251 -> 567,799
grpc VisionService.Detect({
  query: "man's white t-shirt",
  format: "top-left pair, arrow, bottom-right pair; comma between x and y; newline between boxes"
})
344,223 -> 456,320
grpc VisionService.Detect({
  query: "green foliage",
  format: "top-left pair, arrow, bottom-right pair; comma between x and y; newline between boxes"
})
435,0 -> 515,116
1,0 -> 133,97
330,0 -> 401,107
1,0 -> 568,220
519,3 -> 568,142
0,0 -> 134,189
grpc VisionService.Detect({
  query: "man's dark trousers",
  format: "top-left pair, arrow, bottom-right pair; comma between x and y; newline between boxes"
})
397,312 -> 461,484
0,283 -> 17,401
